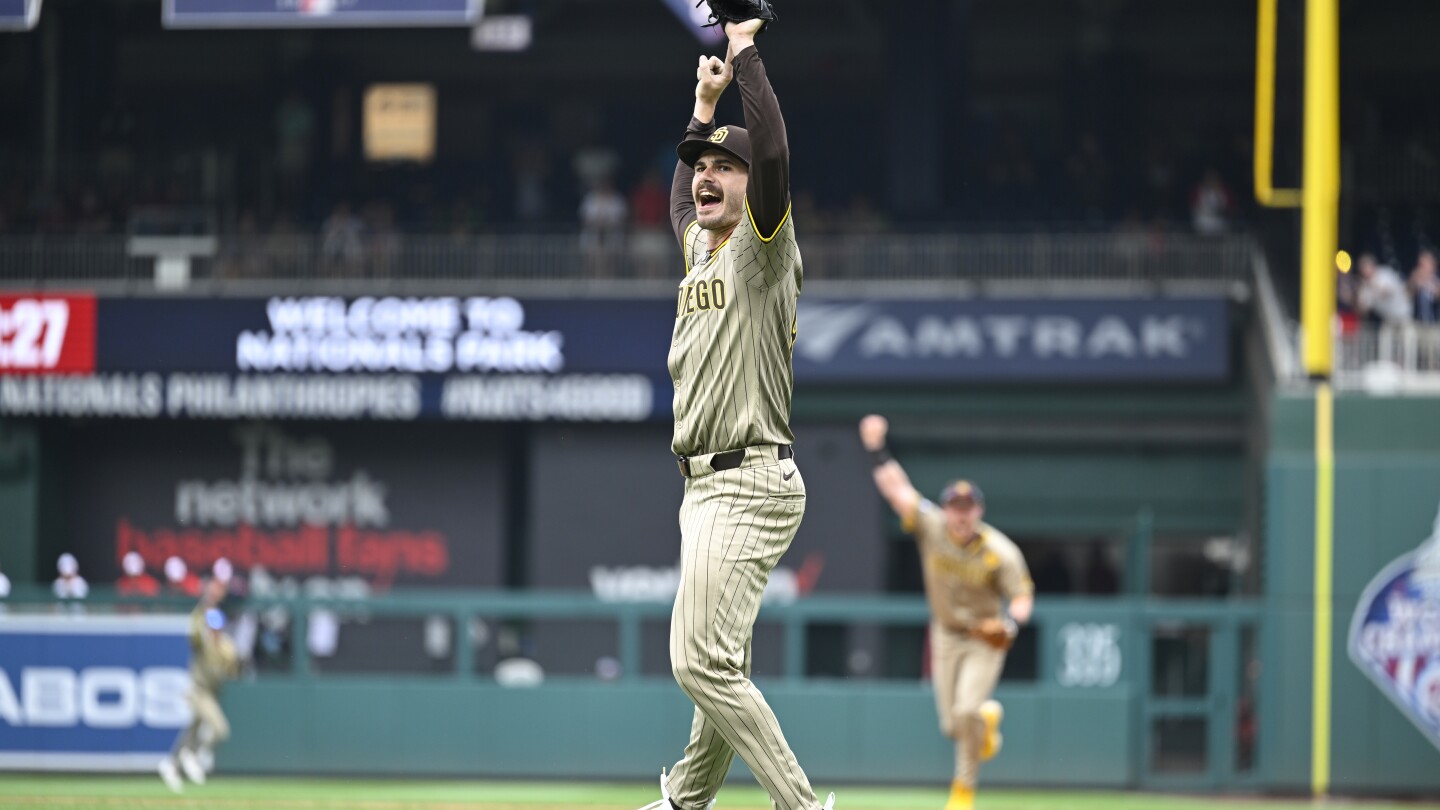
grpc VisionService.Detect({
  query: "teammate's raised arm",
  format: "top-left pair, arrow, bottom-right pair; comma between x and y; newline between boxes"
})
671,55 -> 732,245
726,20 -> 790,239
859,414 -> 921,525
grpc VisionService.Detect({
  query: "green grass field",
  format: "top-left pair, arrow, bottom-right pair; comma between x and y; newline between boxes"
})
1,776 -> 1437,810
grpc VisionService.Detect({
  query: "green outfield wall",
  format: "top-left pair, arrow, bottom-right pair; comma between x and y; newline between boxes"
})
1262,393 -> 1440,794
187,595 -> 1239,788
218,679 -> 1132,786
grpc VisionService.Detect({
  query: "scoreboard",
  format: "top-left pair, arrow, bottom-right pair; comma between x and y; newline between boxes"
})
164,0 -> 480,29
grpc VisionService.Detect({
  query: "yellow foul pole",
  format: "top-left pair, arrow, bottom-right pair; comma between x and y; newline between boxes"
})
1254,0 -> 1301,208
1301,0 -> 1339,381
1301,0 -> 1339,798
1253,0 -> 1339,796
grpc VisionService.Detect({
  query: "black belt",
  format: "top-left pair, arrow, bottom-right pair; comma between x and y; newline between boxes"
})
677,444 -> 793,478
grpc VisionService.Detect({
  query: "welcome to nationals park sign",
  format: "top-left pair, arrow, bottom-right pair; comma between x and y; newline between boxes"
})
0,293 -> 1231,422
0,294 -> 667,422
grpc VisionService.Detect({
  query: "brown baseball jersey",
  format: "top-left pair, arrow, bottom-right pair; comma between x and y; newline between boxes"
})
667,48 -> 800,459
904,501 -> 1033,630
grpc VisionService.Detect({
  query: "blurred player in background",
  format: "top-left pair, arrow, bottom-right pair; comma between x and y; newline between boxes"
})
159,577 -> 240,793
859,415 -> 1033,810
638,14 -> 833,810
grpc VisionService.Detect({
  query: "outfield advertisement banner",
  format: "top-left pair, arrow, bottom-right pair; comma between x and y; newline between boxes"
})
164,0 -> 479,29
793,297 -> 1231,382
0,295 -> 1230,421
61,421 -> 507,590
0,615 -> 191,772
1349,502 -> 1440,753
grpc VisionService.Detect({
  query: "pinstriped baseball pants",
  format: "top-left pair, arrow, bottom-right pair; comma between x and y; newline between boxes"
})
931,627 -> 1005,787
667,449 -> 820,810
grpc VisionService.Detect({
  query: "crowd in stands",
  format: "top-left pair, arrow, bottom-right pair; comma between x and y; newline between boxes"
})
35,551 -> 233,601
1339,248 -> 1440,331
0,114 -> 1249,251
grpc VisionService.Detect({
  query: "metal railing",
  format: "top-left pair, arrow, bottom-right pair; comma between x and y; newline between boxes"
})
0,586 -> 1260,687
1288,322 -> 1440,392
0,232 -> 1258,294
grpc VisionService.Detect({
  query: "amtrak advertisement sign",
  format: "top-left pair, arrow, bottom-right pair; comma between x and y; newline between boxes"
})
0,616 -> 191,771
794,297 -> 1229,381
1349,503 -> 1440,753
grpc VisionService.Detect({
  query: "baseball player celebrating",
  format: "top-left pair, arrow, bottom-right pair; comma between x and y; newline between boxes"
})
859,415 -> 1033,810
638,8 -> 832,810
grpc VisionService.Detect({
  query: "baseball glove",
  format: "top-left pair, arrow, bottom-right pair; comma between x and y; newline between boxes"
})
970,617 -> 1019,651
695,0 -> 778,32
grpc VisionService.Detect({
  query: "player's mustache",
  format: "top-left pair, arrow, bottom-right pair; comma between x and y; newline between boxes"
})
696,184 -> 723,200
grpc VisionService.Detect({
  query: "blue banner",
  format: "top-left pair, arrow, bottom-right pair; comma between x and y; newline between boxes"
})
74,296 -> 668,421
165,0 -> 479,29
0,616 -> 191,771
0,0 -> 40,31
1349,504 -> 1440,753
793,297 -> 1230,382
0,295 -> 1232,420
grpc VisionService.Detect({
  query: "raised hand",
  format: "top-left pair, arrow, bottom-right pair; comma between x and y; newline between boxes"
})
695,54 -> 733,105
859,414 -> 889,451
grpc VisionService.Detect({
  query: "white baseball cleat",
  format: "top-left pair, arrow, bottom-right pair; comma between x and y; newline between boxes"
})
635,768 -> 716,810
821,792 -> 836,810
178,748 -> 207,784
157,758 -> 184,794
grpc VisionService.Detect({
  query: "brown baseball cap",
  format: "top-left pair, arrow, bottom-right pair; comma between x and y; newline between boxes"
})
677,125 -> 752,168
940,480 -> 985,507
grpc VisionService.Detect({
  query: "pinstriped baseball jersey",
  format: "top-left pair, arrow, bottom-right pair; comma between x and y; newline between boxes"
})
669,204 -> 801,457
904,504 -> 1033,628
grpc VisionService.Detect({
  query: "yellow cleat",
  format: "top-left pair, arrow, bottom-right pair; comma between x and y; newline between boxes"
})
944,781 -> 975,810
979,699 -> 1004,761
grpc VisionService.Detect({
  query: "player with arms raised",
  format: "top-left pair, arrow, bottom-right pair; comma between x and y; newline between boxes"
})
860,415 -> 1034,810
637,3 -> 833,810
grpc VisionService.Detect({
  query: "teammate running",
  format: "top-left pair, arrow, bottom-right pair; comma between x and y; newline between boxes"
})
859,415 -> 1034,810
159,578 -> 240,793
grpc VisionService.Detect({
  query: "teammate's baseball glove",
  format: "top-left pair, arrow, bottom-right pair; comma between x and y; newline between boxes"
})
695,0 -> 778,32
970,617 -> 1019,651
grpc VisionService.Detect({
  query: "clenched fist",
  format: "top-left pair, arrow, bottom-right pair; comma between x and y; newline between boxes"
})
859,414 -> 888,451
695,54 -> 733,105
